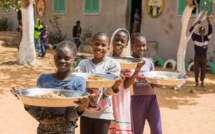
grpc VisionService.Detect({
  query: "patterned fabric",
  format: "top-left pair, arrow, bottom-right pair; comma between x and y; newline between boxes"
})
40,30 -> 49,43
108,82 -> 132,134
109,121 -> 132,134
25,74 -> 86,133
37,123 -> 75,134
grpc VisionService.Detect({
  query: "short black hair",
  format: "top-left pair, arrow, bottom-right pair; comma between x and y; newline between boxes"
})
199,26 -> 205,31
131,33 -> 146,45
92,32 -> 110,45
56,41 -> 77,56
76,20 -> 80,24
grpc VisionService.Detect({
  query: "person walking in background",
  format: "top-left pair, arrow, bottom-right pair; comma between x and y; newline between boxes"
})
39,25 -> 50,58
73,20 -> 82,49
34,18 -> 43,56
189,17 -> 212,88
132,8 -> 141,35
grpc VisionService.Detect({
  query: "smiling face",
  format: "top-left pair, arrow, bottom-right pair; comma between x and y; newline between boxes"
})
54,46 -> 75,72
113,31 -> 128,56
91,34 -> 110,60
131,36 -> 147,58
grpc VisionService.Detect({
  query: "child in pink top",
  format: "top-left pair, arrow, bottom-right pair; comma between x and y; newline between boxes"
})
108,29 -> 144,134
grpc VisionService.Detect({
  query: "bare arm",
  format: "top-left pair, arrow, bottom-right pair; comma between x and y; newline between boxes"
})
124,62 -> 145,89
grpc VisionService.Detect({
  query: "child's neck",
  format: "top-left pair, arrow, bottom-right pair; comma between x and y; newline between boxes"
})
113,51 -> 123,57
92,57 -> 105,64
53,70 -> 72,80
132,53 -> 143,59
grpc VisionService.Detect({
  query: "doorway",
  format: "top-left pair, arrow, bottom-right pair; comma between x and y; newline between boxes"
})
128,0 -> 142,34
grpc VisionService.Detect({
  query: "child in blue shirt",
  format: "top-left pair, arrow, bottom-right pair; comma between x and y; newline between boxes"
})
12,41 -> 89,134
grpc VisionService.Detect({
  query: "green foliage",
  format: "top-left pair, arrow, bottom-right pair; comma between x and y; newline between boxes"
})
0,16 -> 8,31
188,58 -> 194,64
0,0 -> 22,11
81,26 -> 93,41
49,15 -> 66,44
208,50 -> 215,62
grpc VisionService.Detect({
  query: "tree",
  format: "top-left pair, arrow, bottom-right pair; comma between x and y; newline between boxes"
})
0,0 -> 36,65
176,0 -> 213,74
19,0 -> 36,65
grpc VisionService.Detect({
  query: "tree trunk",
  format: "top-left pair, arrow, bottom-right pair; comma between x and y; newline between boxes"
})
18,0 -> 36,65
177,5 -> 194,74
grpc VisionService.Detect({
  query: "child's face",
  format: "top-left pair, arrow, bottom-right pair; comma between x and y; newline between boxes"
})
113,32 -> 128,54
131,37 -> 147,57
91,35 -> 110,59
44,26 -> 48,31
54,47 -> 75,72
199,29 -> 205,37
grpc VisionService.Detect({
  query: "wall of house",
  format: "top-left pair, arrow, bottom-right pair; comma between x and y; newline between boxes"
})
0,10 -> 18,31
141,0 -> 215,62
1,0 -> 215,62
0,0 -> 128,40
41,0 -> 128,41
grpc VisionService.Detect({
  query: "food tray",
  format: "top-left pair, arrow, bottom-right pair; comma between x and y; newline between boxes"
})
112,57 -> 143,70
142,71 -> 189,86
73,73 -> 120,88
13,88 -> 89,107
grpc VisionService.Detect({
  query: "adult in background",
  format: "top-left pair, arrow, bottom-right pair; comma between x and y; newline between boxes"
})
189,17 -> 212,88
132,8 -> 141,35
73,20 -> 82,49
34,18 -> 44,56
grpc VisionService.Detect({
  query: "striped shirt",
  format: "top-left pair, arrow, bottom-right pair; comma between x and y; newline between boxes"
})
189,24 -> 212,56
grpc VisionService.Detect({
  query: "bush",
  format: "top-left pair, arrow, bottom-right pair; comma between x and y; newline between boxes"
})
0,16 -> 8,31
81,26 -> 93,41
49,16 -> 66,45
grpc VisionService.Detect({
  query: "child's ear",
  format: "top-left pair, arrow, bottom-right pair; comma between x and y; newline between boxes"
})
108,46 -> 110,50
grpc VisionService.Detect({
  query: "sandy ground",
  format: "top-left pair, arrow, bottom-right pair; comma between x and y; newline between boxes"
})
0,45 -> 215,134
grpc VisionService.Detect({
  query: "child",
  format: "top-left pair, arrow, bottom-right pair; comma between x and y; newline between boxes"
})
39,25 -> 50,57
189,17 -> 212,87
108,29 -> 144,134
128,33 -> 162,134
73,20 -> 82,49
77,32 -> 123,134
11,41 -> 89,134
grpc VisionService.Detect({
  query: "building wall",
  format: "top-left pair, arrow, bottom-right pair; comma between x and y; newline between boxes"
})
141,0 -> 215,62
0,10 -> 18,31
36,0 -> 128,41
0,0 -> 128,39
1,0 -> 215,62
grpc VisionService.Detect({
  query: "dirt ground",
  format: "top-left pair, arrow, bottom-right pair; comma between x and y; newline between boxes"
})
0,45 -> 215,134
